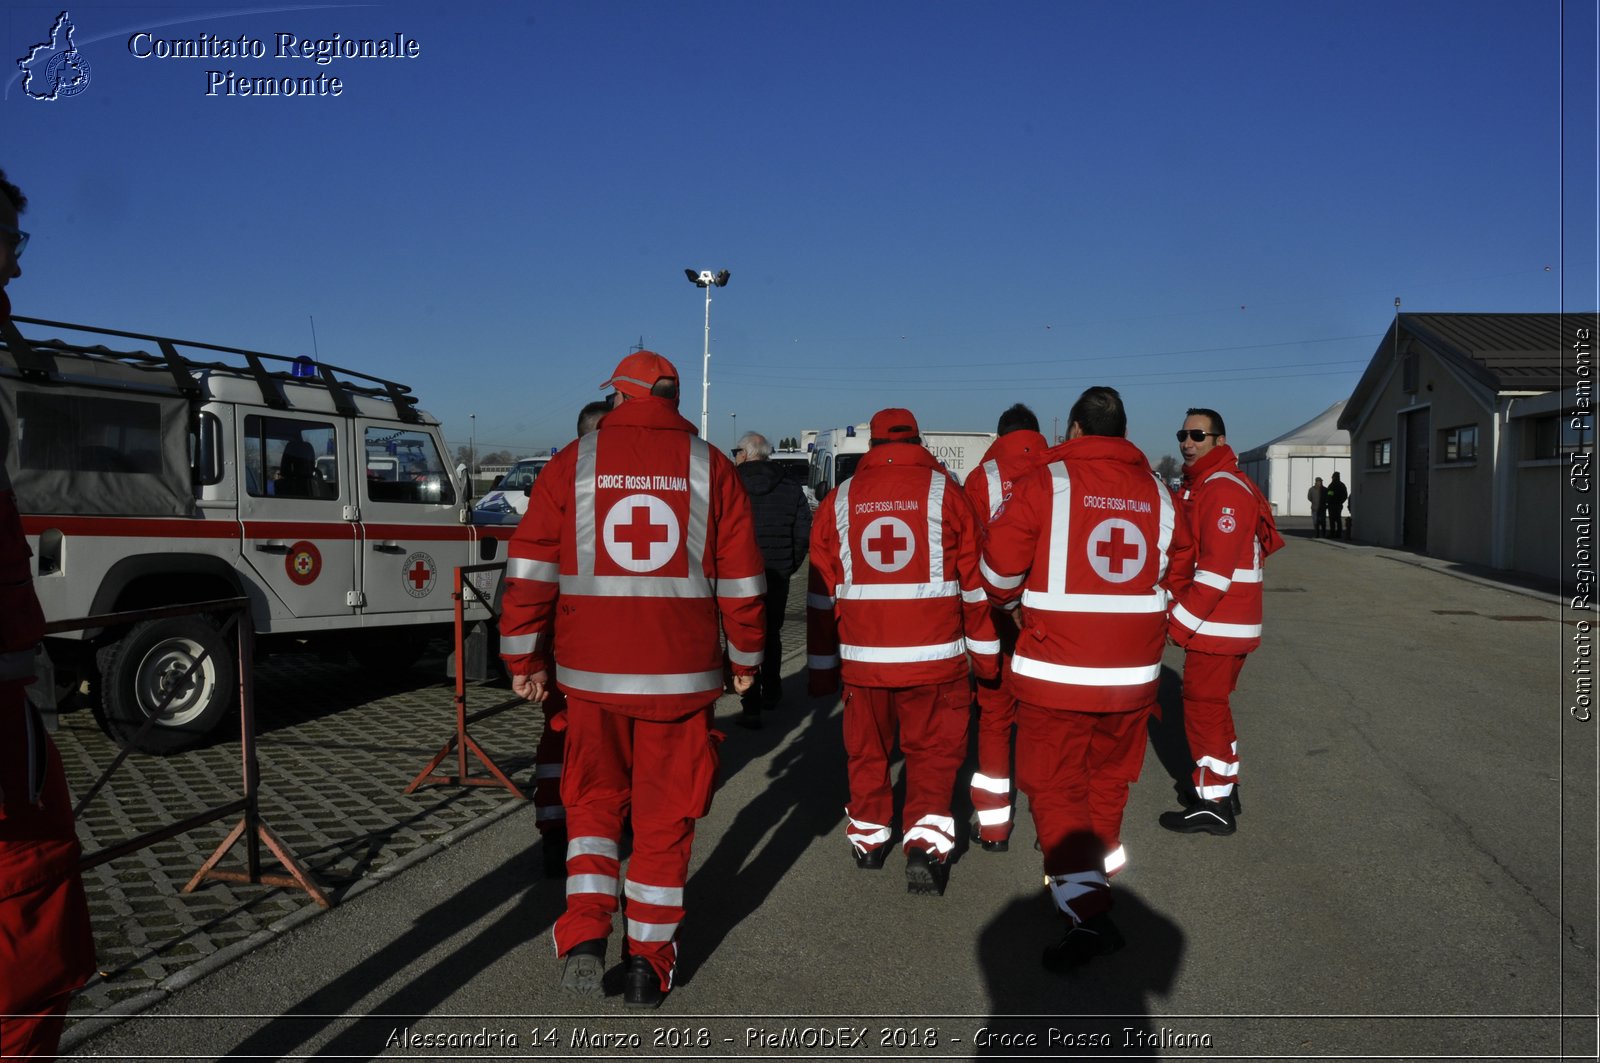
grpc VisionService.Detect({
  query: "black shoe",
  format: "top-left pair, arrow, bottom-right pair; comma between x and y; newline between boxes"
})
560,939 -> 606,998
623,955 -> 666,1009
541,828 -> 568,878
1042,913 -> 1125,973
1159,798 -> 1237,835
1177,783 -> 1241,817
762,687 -> 783,710
904,847 -> 949,896
969,818 -> 1009,852
853,844 -> 887,870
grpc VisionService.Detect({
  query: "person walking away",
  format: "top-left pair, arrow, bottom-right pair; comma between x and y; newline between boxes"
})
1307,476 -> 1326,537
0,167 -> 97,1060
1160,407 -> 1282,836
732,431 -> 811,728
980,386 -> 1190,972
1324,471 -> 1348,540
962,403 -> 1047,852
500,351 -> 766,1009
808,408 -> 999,896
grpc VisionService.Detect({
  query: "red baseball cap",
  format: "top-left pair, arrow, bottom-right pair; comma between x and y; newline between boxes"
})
602,350 -> 679,398
869,407 -> 921,443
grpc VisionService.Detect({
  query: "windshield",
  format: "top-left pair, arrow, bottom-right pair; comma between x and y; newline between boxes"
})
835,452 -> 863,484
498,459 -> 547,492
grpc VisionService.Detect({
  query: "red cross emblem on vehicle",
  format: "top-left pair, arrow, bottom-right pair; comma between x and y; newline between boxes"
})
860,516 -> 916,573
285,541 -> 321,586
603,494 -> 681,573
1086,519 -> 1147,584
403,551 -> 437,598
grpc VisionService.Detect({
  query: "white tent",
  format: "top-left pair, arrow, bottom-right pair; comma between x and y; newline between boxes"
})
1238,401 -> 1351,518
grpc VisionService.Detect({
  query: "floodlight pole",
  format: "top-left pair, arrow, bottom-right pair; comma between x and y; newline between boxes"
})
700,282 -> 713,438
469,413 -> 476,488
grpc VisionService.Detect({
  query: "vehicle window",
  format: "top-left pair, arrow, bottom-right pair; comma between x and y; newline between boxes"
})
836,453 -> 861,485
243,415 -> 339,500
365,427 -> 456,505
17,392 -> 164,474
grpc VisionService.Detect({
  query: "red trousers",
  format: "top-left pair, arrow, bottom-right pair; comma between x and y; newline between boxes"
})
554,697 -> 720,993
1015,701 -> 1150,923
970,657 -> 1017,843
534,690 -> 567,837
1181,651 -> 1245,800
0,992 -> 69,1060
843,679 -> 970,861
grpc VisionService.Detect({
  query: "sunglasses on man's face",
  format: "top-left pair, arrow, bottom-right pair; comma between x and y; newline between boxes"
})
1176,429 -> 1221,443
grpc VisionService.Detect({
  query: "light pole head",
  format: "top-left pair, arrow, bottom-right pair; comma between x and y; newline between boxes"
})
686,268 -> 730,288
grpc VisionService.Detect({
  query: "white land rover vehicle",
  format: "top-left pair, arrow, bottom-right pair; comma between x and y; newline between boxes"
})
2,317 -> 513,753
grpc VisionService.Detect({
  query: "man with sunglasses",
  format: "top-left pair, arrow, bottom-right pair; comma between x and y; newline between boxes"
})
1161,408 -> 1282,836
0,168 -> 98,1059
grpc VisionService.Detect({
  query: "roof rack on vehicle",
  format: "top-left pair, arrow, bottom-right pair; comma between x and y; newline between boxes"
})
3,316 -> 423,424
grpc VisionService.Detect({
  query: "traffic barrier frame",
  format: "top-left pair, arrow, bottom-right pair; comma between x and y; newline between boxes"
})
51,598 -> 331,908
404,562 -> 528,799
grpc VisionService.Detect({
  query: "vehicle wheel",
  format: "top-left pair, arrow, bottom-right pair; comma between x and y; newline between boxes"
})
349,628 -> 435,672
94,616 -> 236,754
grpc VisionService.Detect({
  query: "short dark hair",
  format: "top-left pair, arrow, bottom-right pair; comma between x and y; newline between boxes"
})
1068,386 -> 1127,438
577,400 -> 610,437
650,379 -> 679,401
996,403 -> 1039,436
1186,407 -> 1226,437
0,169 -> 25,214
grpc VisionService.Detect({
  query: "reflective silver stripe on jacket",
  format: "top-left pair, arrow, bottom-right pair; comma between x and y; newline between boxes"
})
574,432 -> 601,576
840,639 -> 966,663
965,636 -> 1001,655
832,478 -> 855,586
716,574 -> 766,598
837,580 -> 959,601
557,665 -> 723,696
983,459 -> 1003,520
1021,590 -> 1169,614
500,632 -> 540,655
925,470 -> 946,582
506,556 -> 559,583
1011,654 -> 1161,687
1170,603 -> 1262,639
1154,472 -> 1175,581
1194,569 -> 1232,592
980,557 -> 1025,590
685,437 -> 713,571
560,574 -> 709,599
726,643 -> 764,667
1045,461 -> 1072,593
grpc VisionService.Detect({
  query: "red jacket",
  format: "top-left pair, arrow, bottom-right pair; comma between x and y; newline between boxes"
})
1167,444 -> 1280,655
808,443 -> 999,693
965,429 -> 1049,523
981,435 -> 1191,713
499,397 -> 767,719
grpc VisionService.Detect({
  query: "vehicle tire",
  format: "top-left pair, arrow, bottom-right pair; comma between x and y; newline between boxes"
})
94,616 -> 237,754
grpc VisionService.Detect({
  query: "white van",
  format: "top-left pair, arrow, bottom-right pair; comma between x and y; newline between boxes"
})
807,424 -> 996,500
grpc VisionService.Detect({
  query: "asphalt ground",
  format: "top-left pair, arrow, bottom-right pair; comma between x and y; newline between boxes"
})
54,530 -> 1598,1062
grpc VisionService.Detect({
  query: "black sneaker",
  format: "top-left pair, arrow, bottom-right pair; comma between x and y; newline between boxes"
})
904,847 -> 949,896
1041,913 -> 1125,973
969,818 -> 1009,853
1159,798 -> 1237,835
853,844 -> 888,870
559,939 -> 606,998
623,955 -> 666,1009
541,828 -> 568,878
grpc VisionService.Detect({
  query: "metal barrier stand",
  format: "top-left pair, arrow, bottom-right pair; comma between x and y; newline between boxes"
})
57,598 -> 331,907
404,562 -> 527,799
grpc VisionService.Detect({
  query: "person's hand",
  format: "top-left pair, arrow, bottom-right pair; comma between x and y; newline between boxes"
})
731,674 -> 754,695
512,670 -> 548,703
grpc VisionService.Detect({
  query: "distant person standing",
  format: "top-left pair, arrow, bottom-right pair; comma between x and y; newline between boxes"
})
731,431 -> 811,728
808,408 -> 999,896
962,403 -> 1048,852
1161,407 -> 1282,837
501,350 -> 766,1009
1307,477 -> 1327,537
0,168 -> 97,1059
1324,471 -> 1348,540
981,387 -> 1188,970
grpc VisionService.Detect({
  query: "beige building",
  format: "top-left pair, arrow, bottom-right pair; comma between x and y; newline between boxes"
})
1338,312 -> 1593,581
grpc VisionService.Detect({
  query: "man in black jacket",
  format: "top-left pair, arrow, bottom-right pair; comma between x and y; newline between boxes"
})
733,432 -> 812,726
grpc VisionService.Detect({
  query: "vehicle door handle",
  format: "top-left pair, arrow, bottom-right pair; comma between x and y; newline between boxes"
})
255,540 -> 291,553
371,540 -> 406,553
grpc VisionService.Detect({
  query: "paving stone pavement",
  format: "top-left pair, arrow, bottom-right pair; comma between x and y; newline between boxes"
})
56,584 -> 811,1030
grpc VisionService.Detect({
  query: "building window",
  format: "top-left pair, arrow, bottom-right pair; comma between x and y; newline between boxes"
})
1441,424 -> 1478,463
1530,413 -> 1593,459
1369,438 -> 1393,469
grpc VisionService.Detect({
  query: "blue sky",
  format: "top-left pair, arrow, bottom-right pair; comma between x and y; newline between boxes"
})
4,0 -> 1595,465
